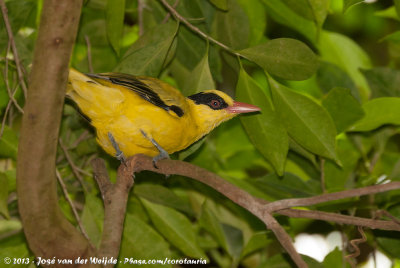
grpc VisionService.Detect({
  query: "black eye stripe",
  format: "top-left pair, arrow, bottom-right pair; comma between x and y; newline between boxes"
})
188,92 -> 228,110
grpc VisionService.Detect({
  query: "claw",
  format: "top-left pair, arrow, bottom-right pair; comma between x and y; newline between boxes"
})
108,132 -> 127,166
140,129 -> 170,168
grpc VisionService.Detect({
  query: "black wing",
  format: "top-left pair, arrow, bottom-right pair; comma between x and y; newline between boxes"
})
86,73 -> 184,117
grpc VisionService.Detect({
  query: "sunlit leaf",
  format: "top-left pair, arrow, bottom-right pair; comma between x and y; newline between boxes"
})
261,0 -> 317,42
318,31 -> 372,100
239,38 -> 318,81
269,78 -> 337,160
119,213 -> 171,267
350,98 -> 400,132
321,87 -> 364,133
106,0 -> 125,55
115,21 -> 178,76
141,199 -> 208,260
236,67 -> 288,175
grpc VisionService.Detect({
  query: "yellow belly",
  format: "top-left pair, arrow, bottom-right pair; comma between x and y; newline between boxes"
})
91,95 -> 197,157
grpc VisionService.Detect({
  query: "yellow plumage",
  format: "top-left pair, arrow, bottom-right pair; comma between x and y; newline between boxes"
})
67,69 -> 260,159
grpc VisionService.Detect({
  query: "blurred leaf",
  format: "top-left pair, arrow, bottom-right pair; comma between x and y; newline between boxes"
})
322,247 -> 343,267
351,98 -> 400,131
321,87 -> 364,133
396,0 -> 400,18
221,223 -> 243,260
81,194 -> 104,247
381,31 -> 400,43
0,173 -> 9,219
199,201 -> 229,253
239,38 -> 318,81
343,0 -> 364,13
176,26 -> 206,71
209,0 -> 228,10
283,0 -> 328,29
269,78 -> 337,160
141,198 -> 207,259
240,231 -> 270,259
119,213 -> 171,267
307,0 -> 329,28
0,243 -> 30,268
212,0 -> 249,50
236,67 -> 288,175
105,0 -> 125,55
115,21 -> 178,76
134,184 -> 193,215
261,0 -> 317,42
178,138 -> 206,160
318,31 -> 371,100
377,233 -> 400,257
183,48 -> 215,96
316,62 -> 359,99
375,6 -> 399,21
0,126 -> 18,160
361,67 -> 400,98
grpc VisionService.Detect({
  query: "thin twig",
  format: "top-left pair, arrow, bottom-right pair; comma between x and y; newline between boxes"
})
70,130 -> 91,148
137,0 -> 145,36
59,138 -> 89,192
345,226 -> 367,267
264,181 -> 400,212
3,40 -> 24,113
0,0 -> 28,98
56,169 -> 91,242
84,35 -> 94,73
158,0 -> 241,57
161,0 -> 179,24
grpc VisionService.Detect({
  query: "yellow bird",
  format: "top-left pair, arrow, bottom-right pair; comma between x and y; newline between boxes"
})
67,69 -> 260,164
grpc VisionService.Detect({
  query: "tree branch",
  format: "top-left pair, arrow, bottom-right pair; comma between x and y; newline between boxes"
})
100,155 -> 400,267
16,0 -> 98,264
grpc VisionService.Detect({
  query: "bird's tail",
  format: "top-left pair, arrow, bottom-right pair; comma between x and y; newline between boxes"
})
67,68 -> 124,119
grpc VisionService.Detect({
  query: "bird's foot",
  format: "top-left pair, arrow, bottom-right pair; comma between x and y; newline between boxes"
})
108,132 -> 127,166
140,129 -> 170,168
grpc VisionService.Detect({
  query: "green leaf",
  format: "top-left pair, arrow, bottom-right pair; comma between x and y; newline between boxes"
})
106,0 -> 125,55
236,0 -> 267,46
236,67 -> 288,175
183,48 -> 215,96
318,31 -> 371,101
81,194 -> 104,247
269,78 -> 337,160
283,0 -> 329,29
212,0 -> 250,50
176,26 -> 207,71
361,67 -> 400,98
396,0 -> 400,18
119,213 -> 171,267
115,21 -> 178,76
240,231 -> 270,259
134,184 -> 193,215
375,6 -> 399,21
321,88 -> 365,133
343,0 -> 364,13
261,0 -> 317,42
0,126 -> 18,160
199,201 -> 229,253
377,234 -> 400,257
221,224 -> 243,260
350,98 -> 400,132
381,31 -> 400,43
0,173 -> 9,219
178,138 -> 206,160
239,38 -> 319,81
141,199 -> 207,260
316,61 -> 359,99
209,0 -> 228,10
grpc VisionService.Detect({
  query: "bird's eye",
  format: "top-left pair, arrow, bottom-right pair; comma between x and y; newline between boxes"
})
209,100 -> 221,109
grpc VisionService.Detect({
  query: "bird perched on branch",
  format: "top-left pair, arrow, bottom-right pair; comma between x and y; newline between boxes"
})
67,69 -> 260,165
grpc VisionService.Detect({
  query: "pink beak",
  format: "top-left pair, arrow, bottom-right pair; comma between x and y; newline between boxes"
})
227,101 -> 261,114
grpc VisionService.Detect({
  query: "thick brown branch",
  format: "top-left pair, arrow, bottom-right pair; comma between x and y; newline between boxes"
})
92,159 -> 134,268
16,0 -> 97,265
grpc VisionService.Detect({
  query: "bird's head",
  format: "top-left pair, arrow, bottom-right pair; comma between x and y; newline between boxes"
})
187,90 -> 260,137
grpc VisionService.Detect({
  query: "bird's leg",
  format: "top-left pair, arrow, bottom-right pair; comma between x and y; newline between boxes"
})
140,129 -> 170,168
108,132 -> 127,166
